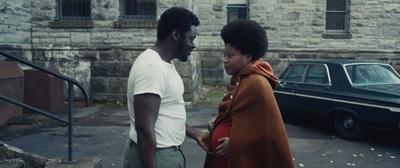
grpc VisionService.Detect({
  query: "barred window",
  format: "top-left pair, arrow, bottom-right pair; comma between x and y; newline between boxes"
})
325,0 -> 349,32
57,0 -> 91,20
227,0 -> 249,23
120,0 -> 156,20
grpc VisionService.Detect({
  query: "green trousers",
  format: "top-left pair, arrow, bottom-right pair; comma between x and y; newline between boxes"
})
123,140 -> 185,168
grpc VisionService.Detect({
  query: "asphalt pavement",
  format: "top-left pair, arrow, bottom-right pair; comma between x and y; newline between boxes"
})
1,104 -> 400,168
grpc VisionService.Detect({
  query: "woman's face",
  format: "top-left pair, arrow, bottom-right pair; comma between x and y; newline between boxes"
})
223,44 -> 252,75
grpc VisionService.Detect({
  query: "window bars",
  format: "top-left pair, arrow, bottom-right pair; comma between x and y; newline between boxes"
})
227,0 -> 249,23
57,0 -> 91,20
120,0 -> 156,21
326,0 -> 349,33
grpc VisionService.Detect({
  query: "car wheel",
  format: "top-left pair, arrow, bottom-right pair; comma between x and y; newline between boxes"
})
333,112 -> 366,140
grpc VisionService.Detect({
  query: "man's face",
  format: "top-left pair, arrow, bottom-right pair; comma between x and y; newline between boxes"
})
176,26 -> 197,62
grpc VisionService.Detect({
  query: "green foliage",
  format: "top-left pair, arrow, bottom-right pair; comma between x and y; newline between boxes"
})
195,86 -> 227,107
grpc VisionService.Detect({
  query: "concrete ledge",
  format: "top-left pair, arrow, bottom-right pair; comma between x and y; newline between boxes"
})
0,143 -> 102,168
113,20 -> 157,28
73,105 -> 102,119
0,143 -> 48,168
48,21 -> 94,29
0,159 -> 24,168
45,157 -> 102,168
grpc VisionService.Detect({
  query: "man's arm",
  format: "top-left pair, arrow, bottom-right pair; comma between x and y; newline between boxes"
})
134,93 -> 161,168
186,124 -> 210,152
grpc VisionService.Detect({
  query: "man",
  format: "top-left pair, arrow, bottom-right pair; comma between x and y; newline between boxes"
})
124,7 -> 209,168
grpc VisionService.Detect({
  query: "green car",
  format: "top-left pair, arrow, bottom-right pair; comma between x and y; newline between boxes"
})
275,60 -> 400,140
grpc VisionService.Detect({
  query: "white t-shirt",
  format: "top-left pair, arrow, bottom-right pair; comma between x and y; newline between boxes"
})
127,49 -> 186,148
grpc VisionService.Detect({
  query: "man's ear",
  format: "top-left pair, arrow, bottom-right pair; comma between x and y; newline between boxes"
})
172,28 -> 180,41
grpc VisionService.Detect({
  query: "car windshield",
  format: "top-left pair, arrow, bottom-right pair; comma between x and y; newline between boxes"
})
345,64 -> 400,86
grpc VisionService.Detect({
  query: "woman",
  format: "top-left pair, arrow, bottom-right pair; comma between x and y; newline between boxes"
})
204,20 -> 294,168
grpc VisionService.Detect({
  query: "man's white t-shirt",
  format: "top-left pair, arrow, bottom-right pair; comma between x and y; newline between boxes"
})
127,49 -> 186,148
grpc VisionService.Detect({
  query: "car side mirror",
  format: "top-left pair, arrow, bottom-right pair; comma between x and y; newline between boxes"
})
279,81 -> 286,87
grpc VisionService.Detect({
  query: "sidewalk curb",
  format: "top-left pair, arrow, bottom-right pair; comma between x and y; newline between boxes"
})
73,105 -> 102,119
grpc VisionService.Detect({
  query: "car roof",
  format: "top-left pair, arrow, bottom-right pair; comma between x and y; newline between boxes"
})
292,59 -> 384,65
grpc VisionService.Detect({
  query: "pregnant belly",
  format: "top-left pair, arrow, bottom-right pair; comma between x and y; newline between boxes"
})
210,121 -> 231,153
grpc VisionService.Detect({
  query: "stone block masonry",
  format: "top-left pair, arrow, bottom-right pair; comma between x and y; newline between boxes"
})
0,0 -> 398,103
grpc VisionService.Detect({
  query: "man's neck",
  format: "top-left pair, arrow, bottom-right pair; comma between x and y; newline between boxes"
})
152,41 -> 174,63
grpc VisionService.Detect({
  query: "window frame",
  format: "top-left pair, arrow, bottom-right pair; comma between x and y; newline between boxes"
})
343,63 -> 400,86
303,64 -> 331,85
119,0 -> 157,21
227,1 -> 249,23
323,0 -> 352,39
280,63 -> 309,83
280,63 -> 332,86
55,0 -> 92,21
114,0 -> 157,28
50,0 -> 93,28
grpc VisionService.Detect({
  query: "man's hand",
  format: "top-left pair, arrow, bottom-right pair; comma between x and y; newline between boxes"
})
195,131 -> 210,152
216,137 -> 229,158
208,117 -> 216,132
186,124 -> 211,152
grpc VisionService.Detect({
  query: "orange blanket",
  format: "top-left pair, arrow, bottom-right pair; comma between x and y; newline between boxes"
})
206,60 -> 294,168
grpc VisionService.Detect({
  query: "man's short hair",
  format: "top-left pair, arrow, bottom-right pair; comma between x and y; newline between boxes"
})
220,20 -> 268,60
157,7 -> 200,41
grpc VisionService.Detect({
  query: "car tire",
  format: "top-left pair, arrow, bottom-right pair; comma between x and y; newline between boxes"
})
333,112 -> 366,140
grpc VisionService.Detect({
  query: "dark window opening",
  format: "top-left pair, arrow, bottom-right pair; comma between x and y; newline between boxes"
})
325,0 -> 349,32
227,4 -> 248,23
58,0 -> 91,20
121,0 -> 156,20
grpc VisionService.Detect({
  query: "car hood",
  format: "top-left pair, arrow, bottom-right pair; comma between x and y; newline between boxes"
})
354,84 -> 400,96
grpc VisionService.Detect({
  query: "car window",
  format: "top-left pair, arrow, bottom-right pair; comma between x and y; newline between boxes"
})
345,64 -> 400,85
304,64 -> 329,84
280,64 -> 307,82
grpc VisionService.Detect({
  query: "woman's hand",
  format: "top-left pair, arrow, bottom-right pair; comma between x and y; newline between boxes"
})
216,137 -> 229,158
208,117 -> 216,132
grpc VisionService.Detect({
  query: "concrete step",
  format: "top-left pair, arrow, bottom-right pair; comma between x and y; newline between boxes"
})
45,157 -> 102,168
0,159 -> 24,168
1,143 -> 48,168
73,105 -> 102,119
1,143 -> 102,168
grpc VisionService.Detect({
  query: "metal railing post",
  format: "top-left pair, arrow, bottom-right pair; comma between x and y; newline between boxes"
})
68,81 -> 74,161
0,51 -> 89,161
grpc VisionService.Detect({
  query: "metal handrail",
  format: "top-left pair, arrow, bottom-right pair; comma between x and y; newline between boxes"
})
0,51 -> 90,161
0,95 -> 68,124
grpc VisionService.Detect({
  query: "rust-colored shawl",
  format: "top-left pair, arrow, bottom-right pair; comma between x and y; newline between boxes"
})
208,60 -> 294,168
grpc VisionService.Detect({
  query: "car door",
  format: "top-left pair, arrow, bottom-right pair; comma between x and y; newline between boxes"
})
296,64 -> 333,120
276,63 -> 308,118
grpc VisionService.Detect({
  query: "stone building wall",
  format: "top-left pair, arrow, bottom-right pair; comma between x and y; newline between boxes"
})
194,0 -> 227,86
0,0 -> 32,60
0,0 -> 202,103
0,0 -> 398,103
196,0 -> 399,85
